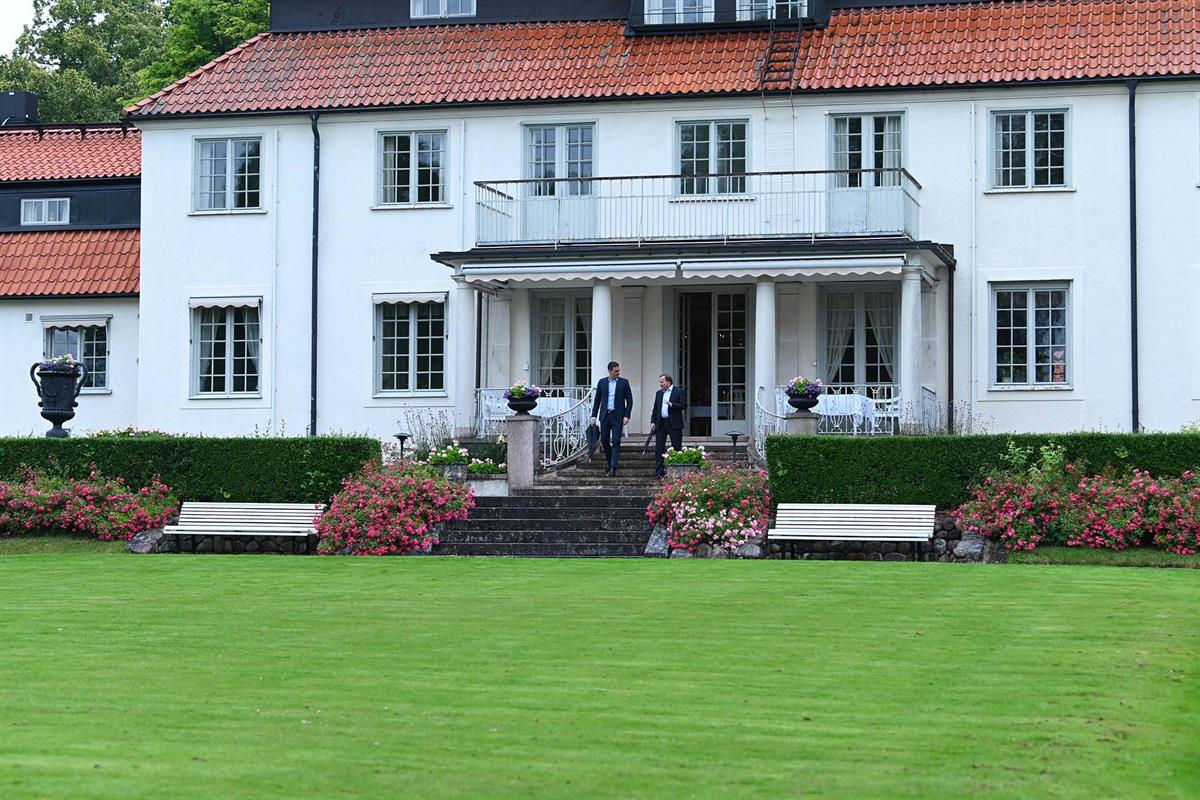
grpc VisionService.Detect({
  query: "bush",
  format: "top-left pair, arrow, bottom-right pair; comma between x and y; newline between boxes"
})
466,458 -> 505,475
0,436 -> 379,503
316,460 -> 474,556
766,433 -> 1200,509
662,446 -> 706,466
646,467 -> 770,552
0,468 -> 177,540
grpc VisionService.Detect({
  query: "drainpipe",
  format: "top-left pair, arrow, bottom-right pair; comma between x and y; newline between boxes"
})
309,111 -> 321,436
1126,80 -> 1140,433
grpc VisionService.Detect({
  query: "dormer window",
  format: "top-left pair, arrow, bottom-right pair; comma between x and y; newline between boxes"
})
737,1 -> 806,21
411,0 -> 475,19
21,198 -> 69,226
645,0 -> 714,25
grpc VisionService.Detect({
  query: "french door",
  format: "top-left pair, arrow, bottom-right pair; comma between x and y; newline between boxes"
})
677,289 -> 749,437
522,124 -> 597,242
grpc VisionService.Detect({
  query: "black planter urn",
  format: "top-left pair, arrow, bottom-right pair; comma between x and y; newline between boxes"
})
787,395 -> 819,412
30,363 -> 87,438
507,397 -> 538,415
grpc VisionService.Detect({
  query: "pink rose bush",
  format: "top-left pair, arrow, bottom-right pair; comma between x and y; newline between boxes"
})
0,467 -> 177,540
954,441 -> 1200,554
647,467 -> 770,552
316,459 -> 474,556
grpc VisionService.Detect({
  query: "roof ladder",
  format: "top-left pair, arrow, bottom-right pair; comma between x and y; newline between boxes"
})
758,18 -> 803,92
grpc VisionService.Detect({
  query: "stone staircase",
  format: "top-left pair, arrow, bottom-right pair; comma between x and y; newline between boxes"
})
434,437 -> 757,557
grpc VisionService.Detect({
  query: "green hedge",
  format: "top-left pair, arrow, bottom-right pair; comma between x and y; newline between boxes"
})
0,437 -> 381,503
765,433 -> 1200,510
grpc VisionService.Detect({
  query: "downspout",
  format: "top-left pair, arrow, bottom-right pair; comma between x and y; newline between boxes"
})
968,101 -> 978,426
1126,80 -> 1140,432
947,264 -> 955,432
271,129 -> 280,434
309,111 -> 321,436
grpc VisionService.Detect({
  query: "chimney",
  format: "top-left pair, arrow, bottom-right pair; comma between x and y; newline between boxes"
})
0,91 -> 39,125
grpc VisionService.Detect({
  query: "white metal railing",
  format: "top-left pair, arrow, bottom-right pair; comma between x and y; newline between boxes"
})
753,389 -> 789,461
474,387 -> 592,439
769,383 -> 902,436
539,389 -> 595,469
637,1 -> 807,25
475,169 -> 921,247
920,385 -> 941,434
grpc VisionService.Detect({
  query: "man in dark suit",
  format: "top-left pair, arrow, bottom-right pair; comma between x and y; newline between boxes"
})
650,373 -> 688,478
590,361 -> 633,476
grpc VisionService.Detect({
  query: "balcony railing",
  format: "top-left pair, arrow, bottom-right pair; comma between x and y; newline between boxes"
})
637,1 -> 809,26
475,169 -> 921,247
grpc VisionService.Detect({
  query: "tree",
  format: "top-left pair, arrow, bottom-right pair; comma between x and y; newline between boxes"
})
137,0 -> 269,98
0,0 -> 165,122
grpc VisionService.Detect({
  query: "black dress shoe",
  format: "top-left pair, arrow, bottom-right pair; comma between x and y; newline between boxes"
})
606,470 -> 614,477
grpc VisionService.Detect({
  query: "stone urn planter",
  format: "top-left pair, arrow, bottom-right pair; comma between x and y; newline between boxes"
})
665,463 -> 701,481
506,397 -> 538,415
442,464 -> 468,482
786,394 -> 819,411
29,362 -> 87,438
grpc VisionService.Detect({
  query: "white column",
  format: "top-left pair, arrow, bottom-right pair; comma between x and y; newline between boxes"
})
453,280 -> 477,438
622,286 -> 645,431
510,288 -> 531,382
754,277 -> 777,407
591,279 -> 613,382
899,266 -> 924,431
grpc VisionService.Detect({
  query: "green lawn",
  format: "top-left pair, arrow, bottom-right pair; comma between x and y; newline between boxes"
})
1009,546 -> 1200,568
0,558 -> 1195,799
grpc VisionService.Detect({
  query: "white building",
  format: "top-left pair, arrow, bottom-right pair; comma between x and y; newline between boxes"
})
11,0 -> 1200,447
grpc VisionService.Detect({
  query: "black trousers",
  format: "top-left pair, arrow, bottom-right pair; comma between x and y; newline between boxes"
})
599,411 -> 625,472
654,424 -> 683,476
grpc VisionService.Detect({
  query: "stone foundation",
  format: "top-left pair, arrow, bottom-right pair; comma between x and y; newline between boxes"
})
156,533 -> 320,555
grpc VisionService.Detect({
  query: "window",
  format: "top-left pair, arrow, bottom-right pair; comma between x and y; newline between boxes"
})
678,120 -> 748,195
991,284 -> 1070,387
737,1 -> 805,21
21,198 -> 69,226
645,0 -> 714,24
831,114 -> 903,188
380,131 -> 447,205
992,110 -> 1068,188
533,295 -> 592,388
411,0 -> 475,18
194,138 -> 261,211
45,325 -> 107,389
822,288 -> 897,387
192,305 -> 261,396
526,124 -> 594,197
376,301 -> 445,393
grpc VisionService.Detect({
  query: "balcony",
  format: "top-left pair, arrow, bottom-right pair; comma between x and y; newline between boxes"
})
474,169 -> 921,248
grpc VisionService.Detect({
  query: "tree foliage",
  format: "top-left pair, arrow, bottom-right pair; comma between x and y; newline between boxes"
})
137,0 -> 269,98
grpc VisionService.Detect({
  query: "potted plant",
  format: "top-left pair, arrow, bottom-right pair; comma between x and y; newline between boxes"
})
425,441 -> 471,482
29,354 -> 87,438
504,381 -> 542,414
663,445 -> 706,480
784,375 -> 824,411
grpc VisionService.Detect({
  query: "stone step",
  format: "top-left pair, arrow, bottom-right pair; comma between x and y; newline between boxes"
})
431,542 -> 645,557
514,487 -> 656,497
471,496 -> 650,509
448,518 -> 650,533
438,529 -> 650,545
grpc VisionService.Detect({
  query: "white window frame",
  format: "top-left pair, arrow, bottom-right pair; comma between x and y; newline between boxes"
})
44,322 -> 109,391
531,292 -> 593,389
989,282 -> 1072,389
376,129 -> 449,207
191,136 -> 263,213
190,303 -> 263,398
675,118 -> 750,196
989,108 -> 1071,190
736,1 -> 806,21
645,0 -> 715,24
410,0 -> 475,19
373,300 -> 447,396
20,198 -> 69,226
818,285 -> 900,388
828,112 -> 905,189
523,123 -> 596,198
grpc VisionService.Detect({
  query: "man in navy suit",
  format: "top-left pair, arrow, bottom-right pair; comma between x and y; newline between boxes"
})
590,361 -> 633,477
650,373 -> 688,478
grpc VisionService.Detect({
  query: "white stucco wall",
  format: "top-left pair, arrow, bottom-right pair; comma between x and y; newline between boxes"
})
0,297 -> 139,436
134,80 -> 1200,437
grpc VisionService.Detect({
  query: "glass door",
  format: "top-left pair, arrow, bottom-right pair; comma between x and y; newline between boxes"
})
712,291 -> 748,437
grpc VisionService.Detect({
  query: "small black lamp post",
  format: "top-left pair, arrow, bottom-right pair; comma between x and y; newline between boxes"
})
728,431 -> 744,464
394,431 -> 411,461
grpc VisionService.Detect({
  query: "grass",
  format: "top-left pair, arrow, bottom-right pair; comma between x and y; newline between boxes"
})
0,535 -> 126,555
1009,546 -> 1200,568
0,558 -> 1196,799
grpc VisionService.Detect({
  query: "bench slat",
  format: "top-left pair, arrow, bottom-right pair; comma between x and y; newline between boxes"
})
166,501 -> 326,540
770,502 -> 935,545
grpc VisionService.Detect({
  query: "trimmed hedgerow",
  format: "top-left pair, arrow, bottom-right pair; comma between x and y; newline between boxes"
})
765,433 -> 1200,510
0,436 -> 380,503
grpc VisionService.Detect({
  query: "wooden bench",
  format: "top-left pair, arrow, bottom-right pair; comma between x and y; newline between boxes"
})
768,503 -> 936,560
163,502 -> 326,554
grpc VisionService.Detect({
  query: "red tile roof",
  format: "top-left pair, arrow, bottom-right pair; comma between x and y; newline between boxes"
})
126,0 -> 1200,118
0,127 -> 141,182
0,229 -> 140,297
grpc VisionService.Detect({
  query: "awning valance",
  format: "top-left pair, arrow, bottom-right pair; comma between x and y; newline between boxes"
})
40,314 -> 111,329
680,256 -> 908,280
188,296 -> 262,309
371,292 -> 447,305
460,261 -> 677,284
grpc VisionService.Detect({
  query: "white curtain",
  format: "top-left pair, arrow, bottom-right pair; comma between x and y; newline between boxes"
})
865,291 -> 895,384
243,307 -> 261,386
824,293 -> 856,384
534,297 -> 566,386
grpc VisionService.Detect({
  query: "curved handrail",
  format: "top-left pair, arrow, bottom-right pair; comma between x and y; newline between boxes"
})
752,389 -> 789,461
539,388 -> 596,470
